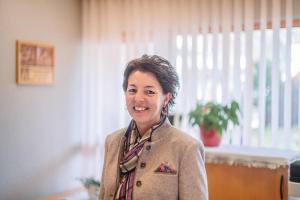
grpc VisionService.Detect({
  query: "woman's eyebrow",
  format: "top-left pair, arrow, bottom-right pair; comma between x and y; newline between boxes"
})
128,84 -> 155,89
144,86 -> 154,89
128,84 -> 136,87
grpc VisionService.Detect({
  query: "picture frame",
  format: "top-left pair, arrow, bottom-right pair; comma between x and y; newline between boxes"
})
16,40 -> 55,85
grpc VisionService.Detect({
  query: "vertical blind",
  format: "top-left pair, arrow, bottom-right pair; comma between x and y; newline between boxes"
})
81,0 -> 300,150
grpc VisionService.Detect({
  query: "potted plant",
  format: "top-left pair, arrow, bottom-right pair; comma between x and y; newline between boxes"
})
188,100 -> 240,147
78,177 -> 100,200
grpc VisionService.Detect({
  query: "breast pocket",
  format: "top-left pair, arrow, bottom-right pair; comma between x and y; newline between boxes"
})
149,172 -> 178,199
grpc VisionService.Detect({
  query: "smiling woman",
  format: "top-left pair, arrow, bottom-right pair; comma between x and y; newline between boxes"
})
125,71 -> 170,134
99,55 -> 208,200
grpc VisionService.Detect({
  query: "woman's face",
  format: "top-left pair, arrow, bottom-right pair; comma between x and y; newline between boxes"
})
125,71 -> 170,131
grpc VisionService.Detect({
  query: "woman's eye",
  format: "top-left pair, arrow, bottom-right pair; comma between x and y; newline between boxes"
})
145,90 -> 155,95
127,88 -> 137,94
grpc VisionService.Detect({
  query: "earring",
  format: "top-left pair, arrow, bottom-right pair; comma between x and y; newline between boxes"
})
161,106 -> 168,116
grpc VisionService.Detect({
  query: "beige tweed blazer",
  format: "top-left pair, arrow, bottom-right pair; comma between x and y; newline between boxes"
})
99,120 -> 208,200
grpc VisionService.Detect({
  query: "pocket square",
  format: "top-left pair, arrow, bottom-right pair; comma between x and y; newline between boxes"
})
154,162 -> 177,174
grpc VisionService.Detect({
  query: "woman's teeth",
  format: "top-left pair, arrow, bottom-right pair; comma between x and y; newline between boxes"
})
134,106 -> 147,111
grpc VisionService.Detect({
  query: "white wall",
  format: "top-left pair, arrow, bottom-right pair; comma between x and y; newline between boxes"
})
0,0 -> 85,199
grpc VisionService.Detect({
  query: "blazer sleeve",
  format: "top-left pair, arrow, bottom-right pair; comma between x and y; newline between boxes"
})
178,141 -> 208,200
99,136 -> 109,200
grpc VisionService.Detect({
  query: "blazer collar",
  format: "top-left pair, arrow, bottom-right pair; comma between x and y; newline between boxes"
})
151,118 -> 172,142
121,118 -> 173,142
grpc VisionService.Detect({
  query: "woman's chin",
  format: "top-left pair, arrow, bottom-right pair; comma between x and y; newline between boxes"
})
133,117 -> 147,125
132,112 -> 147,120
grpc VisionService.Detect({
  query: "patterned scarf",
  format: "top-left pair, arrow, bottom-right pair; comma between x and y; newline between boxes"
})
114,116 -> 166,200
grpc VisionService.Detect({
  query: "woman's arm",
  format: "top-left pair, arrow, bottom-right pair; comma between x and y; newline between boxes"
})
178,141 -> 208,200
99,137 -> 109,200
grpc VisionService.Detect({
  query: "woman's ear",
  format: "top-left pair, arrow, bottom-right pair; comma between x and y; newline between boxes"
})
164,93 -> 171,107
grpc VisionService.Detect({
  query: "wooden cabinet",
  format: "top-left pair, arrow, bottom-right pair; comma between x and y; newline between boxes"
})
205,146 -> 299,200
206,163 -> 288,200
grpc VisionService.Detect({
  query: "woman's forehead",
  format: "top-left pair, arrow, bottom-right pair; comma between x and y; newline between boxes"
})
128,71 -> 162,88
128,71 -> 158,83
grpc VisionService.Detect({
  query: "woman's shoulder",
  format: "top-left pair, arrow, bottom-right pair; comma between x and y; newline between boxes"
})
167,126 -> 204,149
105,128 -> 126,144
166,126 -> 205,158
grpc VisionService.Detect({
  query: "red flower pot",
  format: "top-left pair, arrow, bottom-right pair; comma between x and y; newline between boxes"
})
200,125 -> 221,147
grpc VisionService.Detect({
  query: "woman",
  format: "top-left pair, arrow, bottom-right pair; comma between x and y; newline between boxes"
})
99,55 -> 208,200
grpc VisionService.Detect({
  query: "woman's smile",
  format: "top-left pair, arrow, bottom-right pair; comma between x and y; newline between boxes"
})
133,106 -> 149,112
132,106 -> 150,116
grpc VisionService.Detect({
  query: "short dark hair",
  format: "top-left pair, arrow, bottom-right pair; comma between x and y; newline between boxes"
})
122,54 -> 180,111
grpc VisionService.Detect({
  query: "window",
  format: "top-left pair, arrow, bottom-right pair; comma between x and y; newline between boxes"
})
174,26 -> 300,150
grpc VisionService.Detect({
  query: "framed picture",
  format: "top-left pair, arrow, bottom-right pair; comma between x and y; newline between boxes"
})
16,40 -> 55,85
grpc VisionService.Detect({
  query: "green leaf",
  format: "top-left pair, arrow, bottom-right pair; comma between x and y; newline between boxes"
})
188,100 -> 241,136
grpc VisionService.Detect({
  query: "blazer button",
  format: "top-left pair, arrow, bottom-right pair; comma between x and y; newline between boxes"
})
146,145 -> 151,150
136,180 -> 142,187
140,162 -> 146,168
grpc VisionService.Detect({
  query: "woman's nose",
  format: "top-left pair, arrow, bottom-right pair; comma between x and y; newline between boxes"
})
134,91 -> 145,102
